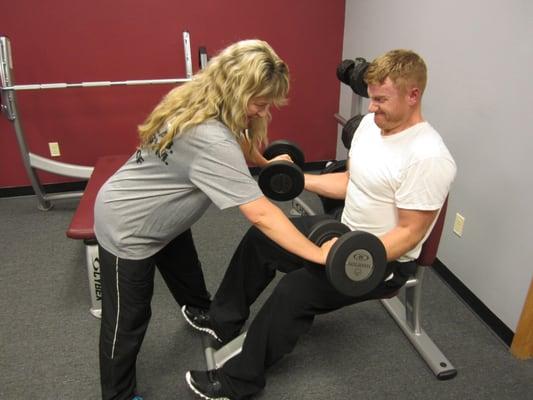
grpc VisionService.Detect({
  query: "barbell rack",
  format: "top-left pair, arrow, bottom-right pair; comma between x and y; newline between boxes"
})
0,34 -> 192,210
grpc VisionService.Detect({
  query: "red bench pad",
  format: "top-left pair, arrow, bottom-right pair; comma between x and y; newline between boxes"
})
66,155 -> 129,240
416,197 -> 448,266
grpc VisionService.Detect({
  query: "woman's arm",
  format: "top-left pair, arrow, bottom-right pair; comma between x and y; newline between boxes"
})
244,147 -> 270,167
240,139 -> 293,167
239,196 -> 334,264
239,139 -> 269,167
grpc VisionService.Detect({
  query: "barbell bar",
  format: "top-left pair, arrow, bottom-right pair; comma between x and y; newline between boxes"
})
0,78 -> 191,92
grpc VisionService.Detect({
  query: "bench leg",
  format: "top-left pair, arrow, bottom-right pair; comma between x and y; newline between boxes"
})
380,267 -> 457,380
84,242 -> 102,319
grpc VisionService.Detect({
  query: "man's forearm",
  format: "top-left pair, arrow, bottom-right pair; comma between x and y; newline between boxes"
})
379,227 -> 422,261
304,172 -> 349,199
379,209 -> 438,261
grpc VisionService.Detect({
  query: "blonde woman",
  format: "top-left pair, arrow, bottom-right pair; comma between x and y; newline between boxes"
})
94,39 -> 333,400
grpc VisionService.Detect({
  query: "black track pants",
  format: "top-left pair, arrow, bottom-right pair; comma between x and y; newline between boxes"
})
99,229 -> 210,400
209,216 -> 413,399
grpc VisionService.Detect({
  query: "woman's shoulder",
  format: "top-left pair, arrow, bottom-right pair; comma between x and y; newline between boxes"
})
195,118 -> 228,132
181,119 -> 237,149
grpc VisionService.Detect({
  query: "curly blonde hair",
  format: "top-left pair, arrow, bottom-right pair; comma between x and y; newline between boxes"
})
138,39 -> 289,155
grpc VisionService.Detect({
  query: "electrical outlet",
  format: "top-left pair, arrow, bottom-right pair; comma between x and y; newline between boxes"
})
453,213 -> 465,237
49,142 -> 61,157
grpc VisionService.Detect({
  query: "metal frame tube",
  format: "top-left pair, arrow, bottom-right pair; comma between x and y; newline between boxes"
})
349,92 -> 364,119
12,114 -> 53,210
380,290 -> 457,380
29,153 -> 93,179
1,37 -> 16,120
334,113 -> 347,126
405,267 -> 425,333
204,333 -> 246,370
44,191 -> 84,201
183,31 -> 193,79
1,37 -> 52,209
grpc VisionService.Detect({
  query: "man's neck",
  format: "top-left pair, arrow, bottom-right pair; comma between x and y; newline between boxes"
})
381,110 -> 424,136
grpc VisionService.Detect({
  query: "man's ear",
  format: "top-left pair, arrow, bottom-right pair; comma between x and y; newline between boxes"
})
407,86 -> 421,106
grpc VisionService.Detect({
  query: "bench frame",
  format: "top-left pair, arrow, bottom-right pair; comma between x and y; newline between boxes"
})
381,269 -> 456,379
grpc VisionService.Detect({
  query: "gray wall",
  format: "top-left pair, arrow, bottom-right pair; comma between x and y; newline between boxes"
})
338,0 -> 533,331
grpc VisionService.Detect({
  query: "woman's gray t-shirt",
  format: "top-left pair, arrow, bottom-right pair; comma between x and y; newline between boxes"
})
94,119 -> 262,260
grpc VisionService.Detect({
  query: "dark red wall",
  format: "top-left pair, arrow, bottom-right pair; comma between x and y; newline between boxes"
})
0,0 -> 345,188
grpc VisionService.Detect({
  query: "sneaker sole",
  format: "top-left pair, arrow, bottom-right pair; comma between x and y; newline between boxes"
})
185,371 -> 230,400
181,306 -> 222,342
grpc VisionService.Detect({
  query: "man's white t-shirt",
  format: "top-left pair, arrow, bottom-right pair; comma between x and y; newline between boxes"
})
341,113 -> 456,262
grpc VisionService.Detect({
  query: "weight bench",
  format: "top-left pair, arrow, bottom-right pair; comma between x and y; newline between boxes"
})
66,154 -> 129,318
201,196 -> 457,380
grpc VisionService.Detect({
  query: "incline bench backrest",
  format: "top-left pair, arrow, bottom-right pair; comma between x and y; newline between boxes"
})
416,197 -> 449,267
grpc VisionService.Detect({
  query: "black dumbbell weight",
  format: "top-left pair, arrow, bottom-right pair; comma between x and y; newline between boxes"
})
262,140 -> 305,168
336,57 -> 370,98
308,219 -> 388,297
336,59 -> 355,86
348,58 -> 370,98
341,114 -> 365,149
259,140 -> 305,201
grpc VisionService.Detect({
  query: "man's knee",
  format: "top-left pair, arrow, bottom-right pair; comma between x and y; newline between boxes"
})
271,272 -> 313,311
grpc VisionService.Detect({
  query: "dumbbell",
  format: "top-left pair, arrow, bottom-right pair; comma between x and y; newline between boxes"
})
341,114 -> 365,149
258,140 -> 305,201
308,219 -> 388,297
336,57 -> 370,98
